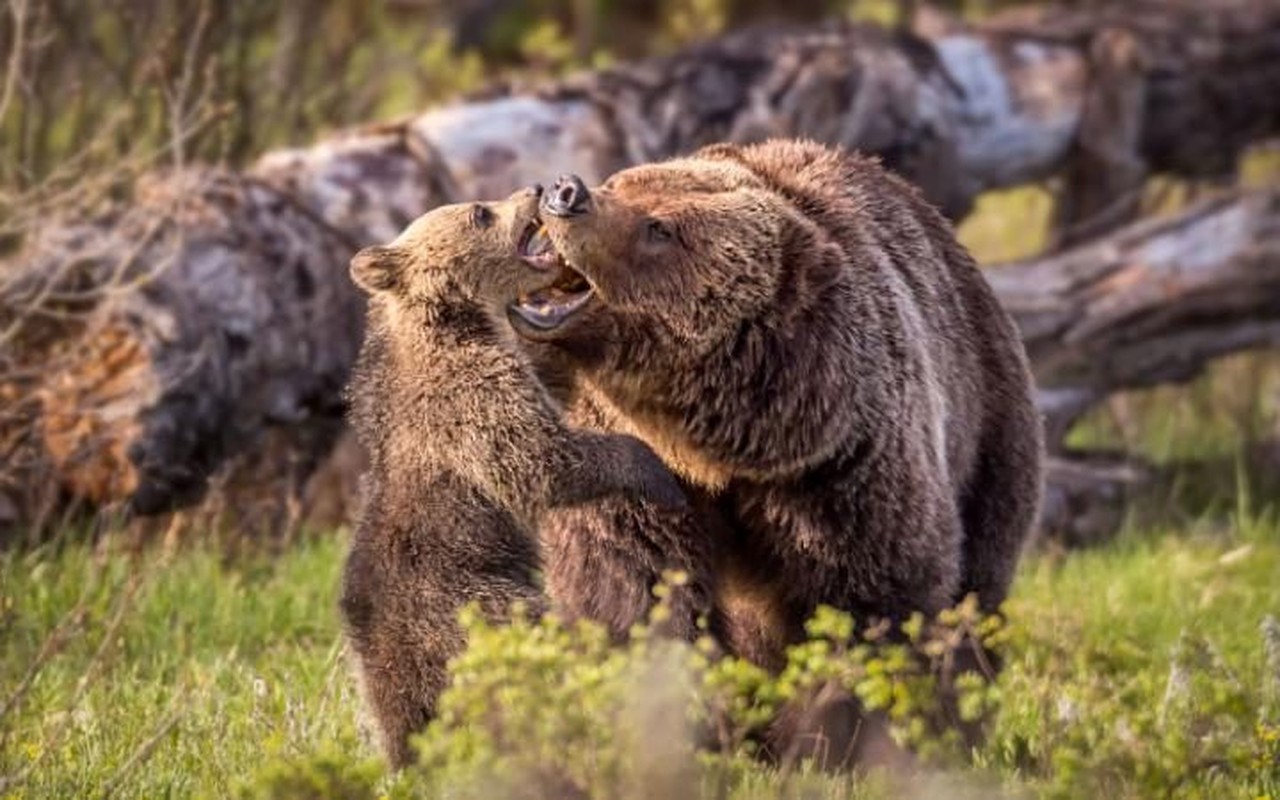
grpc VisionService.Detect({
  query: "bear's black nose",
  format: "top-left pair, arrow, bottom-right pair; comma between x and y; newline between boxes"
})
543,174 -> 590,217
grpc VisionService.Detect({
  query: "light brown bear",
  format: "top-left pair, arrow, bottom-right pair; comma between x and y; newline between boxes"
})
340,187 -> 693,767
510,139 -> 1043,761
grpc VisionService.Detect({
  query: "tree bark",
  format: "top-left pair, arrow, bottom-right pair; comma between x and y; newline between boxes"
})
992,189 -> 1280,447
998,188 -> 1280,540
4,1 -> 1280,523
990,0 -> 1280,242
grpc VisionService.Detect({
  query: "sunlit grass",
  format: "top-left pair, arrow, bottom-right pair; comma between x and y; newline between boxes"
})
0,534 -> 357,799
957,184 -> 1054,264
2,513 -> 1277,798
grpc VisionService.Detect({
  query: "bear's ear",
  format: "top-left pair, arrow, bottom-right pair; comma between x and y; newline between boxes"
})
694,143 -> 743,163
350,246 -> 406,294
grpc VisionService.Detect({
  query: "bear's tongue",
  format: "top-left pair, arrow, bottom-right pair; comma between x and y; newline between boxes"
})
512,263 -> 594,331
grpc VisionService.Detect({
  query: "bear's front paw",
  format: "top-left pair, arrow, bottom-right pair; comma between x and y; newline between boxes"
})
620,438 -> 689,510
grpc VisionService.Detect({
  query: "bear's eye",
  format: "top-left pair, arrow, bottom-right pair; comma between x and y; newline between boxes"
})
470,204 -> 494,229
645,219 -> 674,244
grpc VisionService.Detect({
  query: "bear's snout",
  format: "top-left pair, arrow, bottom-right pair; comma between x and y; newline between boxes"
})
543,174 -> 590,217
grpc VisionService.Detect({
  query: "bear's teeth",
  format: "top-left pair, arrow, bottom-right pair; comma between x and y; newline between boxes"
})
552,268 -> 589,293
524,226 -> 553,256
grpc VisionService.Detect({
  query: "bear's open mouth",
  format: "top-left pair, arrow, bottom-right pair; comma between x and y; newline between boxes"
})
518,220 -> 560,270
512,220 -> 595,332
511,261 -> 595,331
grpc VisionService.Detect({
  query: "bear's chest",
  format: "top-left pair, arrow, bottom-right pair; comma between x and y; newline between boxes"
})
585,381 -> 737,491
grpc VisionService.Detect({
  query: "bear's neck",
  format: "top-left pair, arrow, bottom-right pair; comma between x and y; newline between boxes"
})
580,274 -> 885,484
405,289 -> 501,344
352,295 -> 503,475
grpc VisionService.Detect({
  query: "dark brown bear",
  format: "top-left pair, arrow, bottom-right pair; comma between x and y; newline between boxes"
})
511,139 -> 1043,760
340,187 -> 689,767
528,392 -> 730,645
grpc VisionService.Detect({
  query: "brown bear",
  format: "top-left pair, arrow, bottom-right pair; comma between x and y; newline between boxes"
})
339,186 -> 692,767
510,139 -> 1043,760
527,392 -> 731,645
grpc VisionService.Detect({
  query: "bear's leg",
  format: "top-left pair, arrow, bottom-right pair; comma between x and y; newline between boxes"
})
340,540 -> 453,768
552,429 -> 689,511
766,683 -> 916,773
731,451 -> 965,769
540,496 -> 724,643
941,406 -> 1041,747
349,650 -> 435,768
957,407 -> 1043,613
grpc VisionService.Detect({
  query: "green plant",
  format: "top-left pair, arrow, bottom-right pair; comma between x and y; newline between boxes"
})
5,516 -> 1280,798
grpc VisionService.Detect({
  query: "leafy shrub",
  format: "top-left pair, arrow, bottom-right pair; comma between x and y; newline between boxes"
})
242,576 -> 1280,799
243,588 -> 1004,799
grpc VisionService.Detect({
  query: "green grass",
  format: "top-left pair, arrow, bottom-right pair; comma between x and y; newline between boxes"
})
0,535 -> 356,799
993,521 -> 1280,798
2,515 -> 1277,799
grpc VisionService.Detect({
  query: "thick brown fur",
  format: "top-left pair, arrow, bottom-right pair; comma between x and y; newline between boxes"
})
514,139 -> 1043,763
340,188 -> 688,767
534,391 -> 728,645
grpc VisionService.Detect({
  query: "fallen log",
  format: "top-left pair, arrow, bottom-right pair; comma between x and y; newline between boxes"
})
991,189 -> 1280,445
1038,454 -> 1150,546
5,1 -> 1280,523
984,0 -> 1280,243
27,172 -> 365,514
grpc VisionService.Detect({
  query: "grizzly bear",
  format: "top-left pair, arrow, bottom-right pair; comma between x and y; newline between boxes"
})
511,139 -> 1043,760
527,392 -> 730,645
339,186 -> 691,767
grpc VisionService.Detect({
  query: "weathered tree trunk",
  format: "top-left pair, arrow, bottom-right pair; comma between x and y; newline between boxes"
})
994,189 -> 1280,446
994,0 -> 1280,244
5,1 -> 1280,525
1000,188 -> 1280,540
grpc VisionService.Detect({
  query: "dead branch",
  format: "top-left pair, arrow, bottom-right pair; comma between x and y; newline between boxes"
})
989,189 -> 1280,446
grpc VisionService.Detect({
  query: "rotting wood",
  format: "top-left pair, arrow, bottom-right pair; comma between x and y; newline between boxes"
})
990,189 -> 1280,446
4,1 -> 1280,527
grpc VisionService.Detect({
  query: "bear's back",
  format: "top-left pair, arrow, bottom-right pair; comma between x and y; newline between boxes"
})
710,139 -> 1032,483
349,293 -> 547,475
